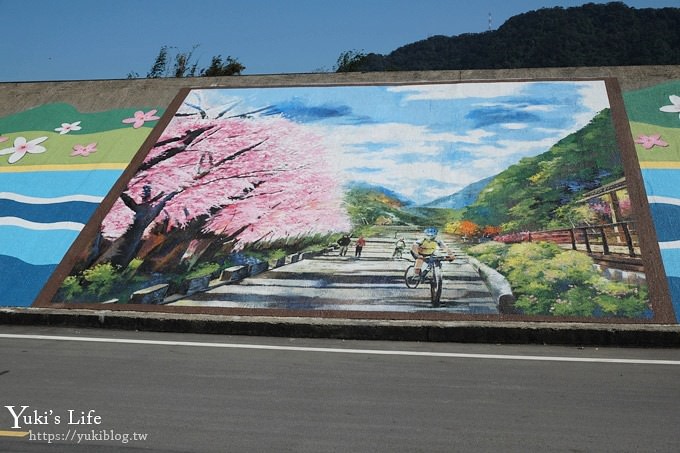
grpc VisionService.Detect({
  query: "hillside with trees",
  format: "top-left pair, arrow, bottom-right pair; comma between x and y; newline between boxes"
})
340,108 -> 623,238
462,108 -> 623,233
339,2 -> 680,72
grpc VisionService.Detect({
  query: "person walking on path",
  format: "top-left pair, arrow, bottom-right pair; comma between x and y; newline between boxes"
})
337,234 -> 351,256
355,236 -> 366,258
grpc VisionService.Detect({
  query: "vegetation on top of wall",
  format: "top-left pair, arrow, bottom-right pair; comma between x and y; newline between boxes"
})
127,45 -> 245,79
337,2 -> 680,72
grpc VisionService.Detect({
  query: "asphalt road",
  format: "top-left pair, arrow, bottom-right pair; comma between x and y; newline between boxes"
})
1,325 -> 680,452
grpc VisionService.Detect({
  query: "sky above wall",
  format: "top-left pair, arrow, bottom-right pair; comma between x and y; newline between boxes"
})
1,0 -> 678,82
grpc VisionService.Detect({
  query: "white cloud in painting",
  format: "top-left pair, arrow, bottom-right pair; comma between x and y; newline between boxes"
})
312,123 -> 509,202
501,123 -> 528,130
578,80 -> 610,113
190,81 -> 612,205
571,80 -> 610,129
178,90 -> 251,118
387,82 -> 528,101
347,156 -> 484,202
318,123 -> 493,150
523,104 -> 556,112
457,136 -> 558,160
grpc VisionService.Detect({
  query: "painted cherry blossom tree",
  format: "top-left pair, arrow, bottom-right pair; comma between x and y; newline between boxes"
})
97,114 -> 350,268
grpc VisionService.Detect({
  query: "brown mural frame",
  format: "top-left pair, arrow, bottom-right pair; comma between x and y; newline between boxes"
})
33,77 -> 675,324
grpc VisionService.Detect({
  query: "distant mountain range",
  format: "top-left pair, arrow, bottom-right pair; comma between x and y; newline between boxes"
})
423,176 -> 494,209
339,2 -> 680,72
347,178 -> 493,211
343,106 -> 622,232
346,181 -> 415,206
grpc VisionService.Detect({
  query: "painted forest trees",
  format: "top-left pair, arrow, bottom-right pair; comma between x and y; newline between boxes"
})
94,114 -> 351,272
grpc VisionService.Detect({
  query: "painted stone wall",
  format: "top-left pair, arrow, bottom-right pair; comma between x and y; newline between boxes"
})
1,66 -> 679,324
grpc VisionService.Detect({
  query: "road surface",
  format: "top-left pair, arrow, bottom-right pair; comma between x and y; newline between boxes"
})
1,326 -> 679,452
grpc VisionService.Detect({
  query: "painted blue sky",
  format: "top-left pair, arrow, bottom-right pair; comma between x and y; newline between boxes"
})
181,80 -> 610,204
1,0 -> 677,82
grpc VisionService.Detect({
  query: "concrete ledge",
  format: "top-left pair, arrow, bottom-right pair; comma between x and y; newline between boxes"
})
248,262 -> 269,276
268,257 -> 286,269
129,284 -> 169,304
184,276 -> 211,296
285,253 -> 301,264
468,257 -> 516,313
219,266 -> 249,282
1,308 -> 679,347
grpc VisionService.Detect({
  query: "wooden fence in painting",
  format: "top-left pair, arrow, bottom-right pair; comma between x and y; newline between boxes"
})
527,221 -> 640,257
496,221 -> 644,272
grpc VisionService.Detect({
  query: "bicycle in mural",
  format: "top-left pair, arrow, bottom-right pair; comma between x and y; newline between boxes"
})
404,255 -> 455,307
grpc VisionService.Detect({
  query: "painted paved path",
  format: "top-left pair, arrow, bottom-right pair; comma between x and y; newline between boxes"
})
171,233 -> 497,314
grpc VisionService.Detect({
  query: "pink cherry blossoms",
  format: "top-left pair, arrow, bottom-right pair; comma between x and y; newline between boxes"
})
102,115 -> 351,249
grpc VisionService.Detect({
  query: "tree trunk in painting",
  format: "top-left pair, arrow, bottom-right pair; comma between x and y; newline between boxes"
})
98,189 -> 179,268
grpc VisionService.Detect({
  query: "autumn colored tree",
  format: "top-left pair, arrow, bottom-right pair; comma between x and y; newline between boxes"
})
443,221 -> 461,235
482,225 -> 501,237
458,220 -> 480,238
97,114 -> 350,268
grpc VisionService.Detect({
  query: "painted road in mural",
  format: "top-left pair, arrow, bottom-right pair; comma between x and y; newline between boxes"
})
170,231 -> 496,313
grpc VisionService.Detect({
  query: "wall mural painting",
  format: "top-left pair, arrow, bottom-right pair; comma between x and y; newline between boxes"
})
49,80 -> 666,321
0,103 -> 162,307
625,80 -> 680,319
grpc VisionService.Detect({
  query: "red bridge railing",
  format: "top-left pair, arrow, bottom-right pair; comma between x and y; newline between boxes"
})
499,221 -> 639,257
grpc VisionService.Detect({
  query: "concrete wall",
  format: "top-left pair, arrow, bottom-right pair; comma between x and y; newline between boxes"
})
3,65 -> 680,117
1,65 -> 679,323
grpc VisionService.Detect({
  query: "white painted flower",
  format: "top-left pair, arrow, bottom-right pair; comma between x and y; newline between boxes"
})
660,95 -> 680,119
54,121 -> 82,134
0,136 -> 48,164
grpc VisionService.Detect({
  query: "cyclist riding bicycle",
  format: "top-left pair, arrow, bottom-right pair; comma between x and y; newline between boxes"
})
411,227 -> 455,275
392,237 -> 406,259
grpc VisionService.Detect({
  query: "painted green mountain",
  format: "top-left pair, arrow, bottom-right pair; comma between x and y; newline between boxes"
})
623,80 -> 680,128
462,108 -> 624,232
0,103 -> 163,135
423,176 -> 494,209
344,184 -> 421,227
